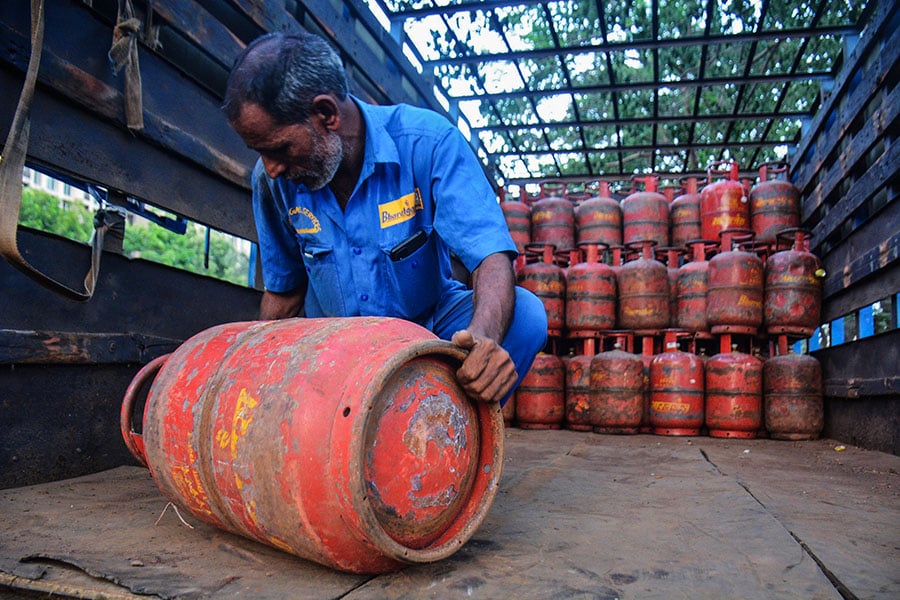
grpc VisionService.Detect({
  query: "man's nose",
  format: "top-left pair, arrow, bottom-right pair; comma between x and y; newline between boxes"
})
261,155 -> 286,179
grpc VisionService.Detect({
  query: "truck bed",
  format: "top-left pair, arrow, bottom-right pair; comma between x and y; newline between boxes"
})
1,430 -> 897,599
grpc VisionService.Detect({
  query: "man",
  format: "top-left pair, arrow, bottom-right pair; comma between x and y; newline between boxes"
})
223,31 -> 547,405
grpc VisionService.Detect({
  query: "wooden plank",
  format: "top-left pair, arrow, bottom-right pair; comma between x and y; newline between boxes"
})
0,66 -> 256,241
811,140 -> 900,249
824,377 -> 900,398
0,330 -> 181,365
821,231 -> 900,301
800,81 -> 900,226
814,330 -> 900,398
792,30 -> 900,195
791,0 -> 895,185
0,2 -> 254,189
822,262 -> 900,324
149,0 -> 245,68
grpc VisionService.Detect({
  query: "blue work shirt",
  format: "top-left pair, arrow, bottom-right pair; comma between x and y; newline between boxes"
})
252,97 -> 516,326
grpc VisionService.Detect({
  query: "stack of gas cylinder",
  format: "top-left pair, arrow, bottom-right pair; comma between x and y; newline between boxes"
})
504,161 -> 826,441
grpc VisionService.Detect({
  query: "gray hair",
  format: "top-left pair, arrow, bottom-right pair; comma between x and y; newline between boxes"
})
223,31 -> 349,125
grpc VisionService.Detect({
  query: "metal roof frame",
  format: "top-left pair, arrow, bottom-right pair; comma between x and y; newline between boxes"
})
365,0 -> 877,185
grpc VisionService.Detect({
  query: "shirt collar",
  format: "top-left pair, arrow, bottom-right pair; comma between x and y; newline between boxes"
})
353,96 -> 400,184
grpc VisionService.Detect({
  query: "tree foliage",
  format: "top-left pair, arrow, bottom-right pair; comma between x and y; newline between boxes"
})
18,187 -> 250,286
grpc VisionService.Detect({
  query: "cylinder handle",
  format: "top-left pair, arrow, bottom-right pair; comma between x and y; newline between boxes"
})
120,353 -> 170,467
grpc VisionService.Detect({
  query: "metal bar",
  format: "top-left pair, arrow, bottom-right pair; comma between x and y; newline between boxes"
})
472,111 -> 812,133
0,330 -> 181,365
487,139 -> 791,158
421,26 -> 859,66
443,72 -> 835,103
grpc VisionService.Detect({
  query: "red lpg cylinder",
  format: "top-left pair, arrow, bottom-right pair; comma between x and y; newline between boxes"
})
119,317 -> 503,574
500,189 -> 532,254
575,181 -> 622,247
764,348 -> 824,440
531,190 -> 575,250
566,338 -> 599,431
622,175 -> 669,248
617,240 -> 670,331
704,337 -> 763,438
566,243 -> 617,334
707,230 -> 764,335
649,336 -> 705,436
750,162 -> 800,246
670,176 -> 702,248
701,161 -> 750,242
638,335 -> 657,433
591,340 -> 643,434
517,243 -> 566,337
675,240 -> 714,332
657,247 -> 683,328
502,393 -> 516,427
516,353 -> 566,429
765,229 -> 824,337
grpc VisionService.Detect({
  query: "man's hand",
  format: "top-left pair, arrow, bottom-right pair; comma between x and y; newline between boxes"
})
451,329 -> 518,403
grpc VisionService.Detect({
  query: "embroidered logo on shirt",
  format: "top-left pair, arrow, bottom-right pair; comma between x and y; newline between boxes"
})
379,189 -> 423,229
288,206 -> 321,234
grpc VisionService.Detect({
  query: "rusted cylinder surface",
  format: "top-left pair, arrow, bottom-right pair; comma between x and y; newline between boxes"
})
501,199 -> 532,253
531,196 -> 575,250
516,353 -> 566,429
622,182 -> 670,248
617,241 -> 669,331
649,344 -> 705,436
750,163 -> 800,245
670,177 -> 701,248
764,230 -> 823,337
502,393 -> 516,427
707,231 -> 764,335
764,352 -> 824,440
590,345 -> 643,434
565,354 -> 594,431
517,244 -> 566,336
701,162 -> 749,243
675,241 -> 712,332
125,317 -> 503,574
705,348 -> 763,438
576,195 -> 622,247
566,244 -> 617,333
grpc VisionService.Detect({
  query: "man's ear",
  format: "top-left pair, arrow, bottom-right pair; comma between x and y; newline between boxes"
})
310,94 -> 340,131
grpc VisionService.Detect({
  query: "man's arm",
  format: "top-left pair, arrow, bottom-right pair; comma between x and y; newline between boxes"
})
260,287 -> 305,320
451,252 -> 518,403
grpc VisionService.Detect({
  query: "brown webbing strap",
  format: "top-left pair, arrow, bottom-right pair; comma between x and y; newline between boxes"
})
108,0 -> 144,131
0,0 -> 106,301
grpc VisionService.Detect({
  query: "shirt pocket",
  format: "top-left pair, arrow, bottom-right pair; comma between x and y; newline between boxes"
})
380,228 -> 442,322
302,242 -> 346,317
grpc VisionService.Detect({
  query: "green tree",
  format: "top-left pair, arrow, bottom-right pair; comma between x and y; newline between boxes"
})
19,186 -> 249,286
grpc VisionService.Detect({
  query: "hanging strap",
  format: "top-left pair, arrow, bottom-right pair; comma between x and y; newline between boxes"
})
108,0 -> 144,131
0,0 -> 107,301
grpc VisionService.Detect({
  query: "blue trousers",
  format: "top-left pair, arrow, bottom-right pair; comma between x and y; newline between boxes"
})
427,286 -> 548,406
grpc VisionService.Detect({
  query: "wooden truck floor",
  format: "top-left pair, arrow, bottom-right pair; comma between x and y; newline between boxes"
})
1,430 -> 897,599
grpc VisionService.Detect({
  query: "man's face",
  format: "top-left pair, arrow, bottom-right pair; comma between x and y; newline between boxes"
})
232,102 -> 342,191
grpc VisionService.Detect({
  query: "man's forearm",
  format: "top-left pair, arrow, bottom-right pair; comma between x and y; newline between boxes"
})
260,289 -> 304,320
467,253 -> 516,343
